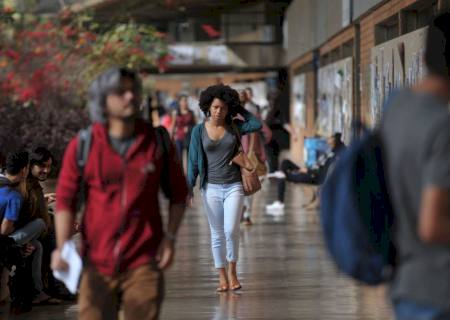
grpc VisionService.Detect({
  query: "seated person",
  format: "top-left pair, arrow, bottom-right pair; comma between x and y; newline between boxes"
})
0,151 -> 49,304
25,147 -> 68,300
266,133 -> 346,211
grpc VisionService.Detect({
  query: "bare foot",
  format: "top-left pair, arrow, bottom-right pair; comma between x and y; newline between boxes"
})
228,262 -> 242,291
217,268 -> 229,292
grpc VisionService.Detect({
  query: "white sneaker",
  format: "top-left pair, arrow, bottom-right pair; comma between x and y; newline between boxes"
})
266,209 -> 284,216
265,201 -> 285,211
266,171 -> 286,179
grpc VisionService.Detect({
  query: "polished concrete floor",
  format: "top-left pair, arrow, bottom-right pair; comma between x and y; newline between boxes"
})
2,180 -> 393,320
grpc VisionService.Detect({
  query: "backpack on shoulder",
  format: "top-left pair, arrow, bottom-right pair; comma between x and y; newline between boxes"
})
320,129 -> 396,285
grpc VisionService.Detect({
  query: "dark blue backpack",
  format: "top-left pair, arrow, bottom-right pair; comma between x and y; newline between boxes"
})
320,130 -> 396,285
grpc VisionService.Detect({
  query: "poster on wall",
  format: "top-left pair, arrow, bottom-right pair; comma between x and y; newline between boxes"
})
370,27 -> 427,126
317,57 -> 353,144
292,73 -> 306,128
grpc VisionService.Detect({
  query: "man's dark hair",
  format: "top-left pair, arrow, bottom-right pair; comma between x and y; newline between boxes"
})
199,84 -> 241,121
87,67 -> 142,123
29,146 -> 54,168
332,132 -> 343,142
425,12 -> 450,78
5,151 -> 29,176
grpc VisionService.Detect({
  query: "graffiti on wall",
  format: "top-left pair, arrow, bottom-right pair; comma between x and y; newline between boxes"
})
370,27 -> 427,126
317,57 -> 353,143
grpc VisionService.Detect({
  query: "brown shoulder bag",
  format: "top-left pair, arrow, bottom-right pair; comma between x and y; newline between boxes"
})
230,123 -> 262,196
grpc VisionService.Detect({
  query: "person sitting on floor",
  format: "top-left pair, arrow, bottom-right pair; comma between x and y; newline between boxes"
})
266,132 -> 346,212
0,151 -> 52,305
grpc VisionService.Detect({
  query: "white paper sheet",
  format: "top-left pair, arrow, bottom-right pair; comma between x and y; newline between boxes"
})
52,240 -> 82,294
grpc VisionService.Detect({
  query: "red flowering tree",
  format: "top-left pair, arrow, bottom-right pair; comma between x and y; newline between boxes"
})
0,6 -> 169,171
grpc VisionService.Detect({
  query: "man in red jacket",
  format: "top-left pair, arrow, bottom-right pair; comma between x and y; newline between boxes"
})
51,67 -> 188,320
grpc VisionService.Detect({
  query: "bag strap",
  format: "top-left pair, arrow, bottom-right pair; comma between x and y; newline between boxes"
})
249,132 -> 256,153
230,122 -> 243,150
75,125 -> 92,261
77,125 -> 93,175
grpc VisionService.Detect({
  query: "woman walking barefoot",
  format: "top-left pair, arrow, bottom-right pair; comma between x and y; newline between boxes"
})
187,84 -> 262,292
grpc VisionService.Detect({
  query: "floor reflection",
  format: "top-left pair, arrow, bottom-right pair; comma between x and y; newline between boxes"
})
7,181 -> 392,320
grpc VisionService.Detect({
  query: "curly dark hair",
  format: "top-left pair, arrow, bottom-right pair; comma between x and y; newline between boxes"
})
199,84 -> 241,120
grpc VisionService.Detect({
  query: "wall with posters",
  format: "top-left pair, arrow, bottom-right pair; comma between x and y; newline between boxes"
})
317,57 -> 353,143
370,27 -> 427,125
292,73 -> 307,129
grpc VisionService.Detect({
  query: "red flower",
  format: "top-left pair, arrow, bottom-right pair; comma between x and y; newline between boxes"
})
84,32 -> 97,42
157,54 -> 173,73
55,53 -> 65,62
44,62 -> 59,72
63,26 -> 77,37
134,35 -> 142,43
27,31 -> 48,39
5,49 -> 20,62
62,80 -> 69,89
130,47 -> 145,57
18,87 -> 37,102
39,21 -> 54,31
6,72 -> 15,81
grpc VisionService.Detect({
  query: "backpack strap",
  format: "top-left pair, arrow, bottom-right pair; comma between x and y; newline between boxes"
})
77,125 -> 93,176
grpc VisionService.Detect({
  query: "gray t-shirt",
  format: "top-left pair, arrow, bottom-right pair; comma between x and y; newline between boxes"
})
380,89 -> 450,309
202,125 -> 241,184
109,135 -> 136,158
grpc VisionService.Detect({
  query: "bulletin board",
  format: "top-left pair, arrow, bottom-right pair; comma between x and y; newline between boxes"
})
370,27 -> 427,126
292,73 -> 307,128
317,57 -> 353,144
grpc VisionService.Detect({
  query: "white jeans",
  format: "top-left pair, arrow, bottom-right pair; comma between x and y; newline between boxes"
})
201,182 -> 244,268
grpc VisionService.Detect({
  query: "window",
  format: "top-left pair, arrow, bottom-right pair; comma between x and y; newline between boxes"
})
402,0 -> 438,34
375,15 -> 399,45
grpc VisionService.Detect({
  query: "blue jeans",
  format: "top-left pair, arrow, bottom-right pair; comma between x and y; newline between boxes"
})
10,218 -> 46,293
394,300 -> 450,320
175,139 -> 185,169
201,182 -> 244,268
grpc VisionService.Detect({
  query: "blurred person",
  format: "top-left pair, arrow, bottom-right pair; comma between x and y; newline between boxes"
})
266,133 -> 346,212
20,146 -> 67,304
52,67 -> 188,320
241,87 -> 260,115
239,89 -> 270,225
167,93 -> 179,112
16,146 -> 62,304
173,95 -> 196,169
187,84 -> 262,291
379,13 -> 450,320
0,151 -> 29,236
0,151 -> 50,303
188,89 -> 204,124
265,89 -> 298,173
18,147 -> 53,231
158,105 -> 174,134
